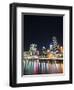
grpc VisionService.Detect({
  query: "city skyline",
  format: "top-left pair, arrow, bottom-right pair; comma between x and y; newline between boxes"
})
24,15 -> 63,51
23,15 -> 63,75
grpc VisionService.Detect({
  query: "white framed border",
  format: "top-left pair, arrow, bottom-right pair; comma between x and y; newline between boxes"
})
16,7 -> 70,84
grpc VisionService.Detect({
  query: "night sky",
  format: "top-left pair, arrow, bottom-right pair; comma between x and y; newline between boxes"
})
23,15 -> 63,51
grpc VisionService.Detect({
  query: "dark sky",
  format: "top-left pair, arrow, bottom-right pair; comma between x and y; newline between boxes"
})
23,15 -> 63,51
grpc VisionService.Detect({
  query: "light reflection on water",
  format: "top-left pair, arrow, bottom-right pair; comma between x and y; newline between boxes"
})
23,59 -> 63,75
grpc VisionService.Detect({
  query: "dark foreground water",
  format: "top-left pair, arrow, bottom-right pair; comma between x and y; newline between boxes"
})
22,59 -> 63,75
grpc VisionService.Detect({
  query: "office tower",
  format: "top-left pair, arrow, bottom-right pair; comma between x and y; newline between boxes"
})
29,43 -> 37,55
52,36 -> 58,52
